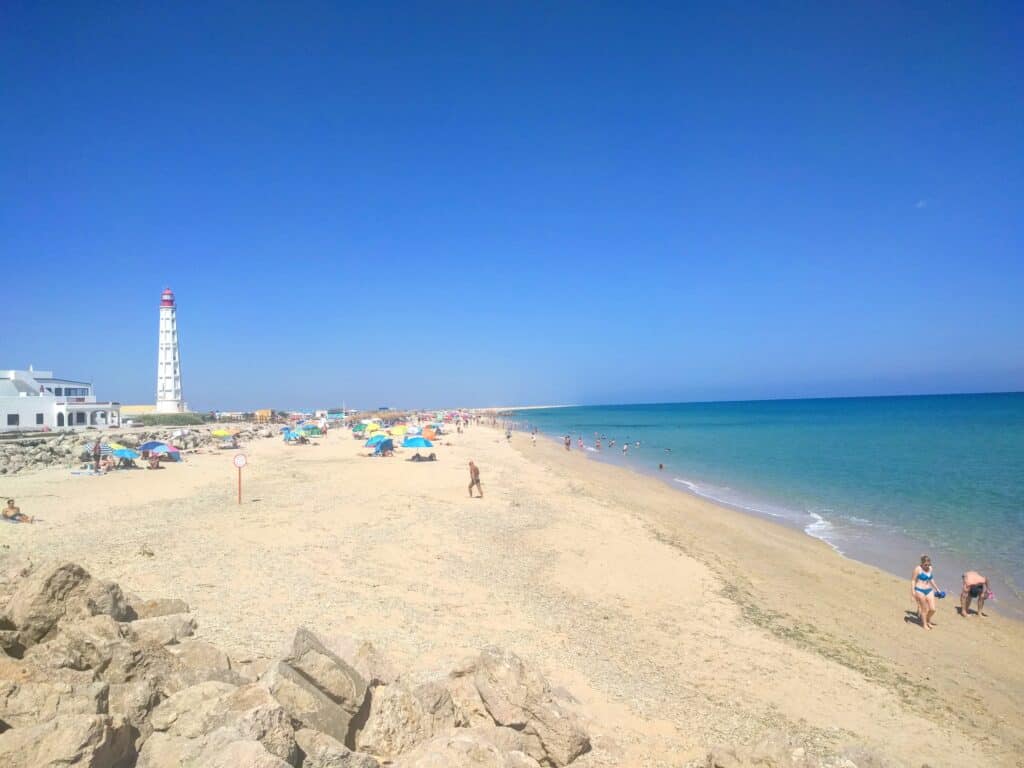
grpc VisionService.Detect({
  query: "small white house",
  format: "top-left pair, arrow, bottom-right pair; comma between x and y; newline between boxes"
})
0,367 -> 121,432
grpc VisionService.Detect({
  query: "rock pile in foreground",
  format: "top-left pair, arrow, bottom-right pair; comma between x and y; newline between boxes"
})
0,560 -> 592,767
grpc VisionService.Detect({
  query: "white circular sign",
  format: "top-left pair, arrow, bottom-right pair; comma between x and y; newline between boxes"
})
233,454 -> 247,469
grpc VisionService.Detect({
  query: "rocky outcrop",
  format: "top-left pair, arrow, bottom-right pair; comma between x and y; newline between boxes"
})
0,423 -> 277,476
463,646 -> 590,767
0,560 -> 594,767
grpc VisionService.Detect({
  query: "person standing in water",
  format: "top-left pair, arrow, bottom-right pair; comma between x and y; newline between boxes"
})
911,554 -> 943,630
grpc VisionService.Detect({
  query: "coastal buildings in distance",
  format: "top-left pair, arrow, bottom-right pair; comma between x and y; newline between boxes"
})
0,367 -> 121,432
2,288 -> 187,432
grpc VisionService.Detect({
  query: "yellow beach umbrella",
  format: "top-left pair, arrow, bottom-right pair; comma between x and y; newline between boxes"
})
389,425 -> 408,436
211,429 -> 234,437
365,423 -> 381,433
107,442 -> 127,450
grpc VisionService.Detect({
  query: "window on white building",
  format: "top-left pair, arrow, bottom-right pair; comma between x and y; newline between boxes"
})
36,413 -> 44,425
7,414 -> 19,426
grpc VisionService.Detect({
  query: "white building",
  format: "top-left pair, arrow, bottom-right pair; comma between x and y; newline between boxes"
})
0,368 -> 121,432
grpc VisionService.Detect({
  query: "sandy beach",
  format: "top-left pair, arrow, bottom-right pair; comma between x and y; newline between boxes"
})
2,424 -> 1022,767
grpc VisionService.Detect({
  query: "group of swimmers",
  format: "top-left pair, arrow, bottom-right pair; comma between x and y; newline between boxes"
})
911,554 -> 993,629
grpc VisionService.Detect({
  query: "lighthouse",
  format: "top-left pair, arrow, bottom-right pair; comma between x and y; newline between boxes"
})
155,288 -> 185,413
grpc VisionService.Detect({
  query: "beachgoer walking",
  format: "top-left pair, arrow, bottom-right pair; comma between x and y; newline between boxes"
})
92,441 -> 102,472
622,444 -> 628,454
911,555 -> 943,630
658,463 -> 664,471
531,433 -> 537,447
468,461 -> 483,498
564,435 -> 571,451
961,571 -> 991,618
505,429 -> 512,443
577,437 -> 583,449
3,498 -> 33,523
595,439 -> 601,451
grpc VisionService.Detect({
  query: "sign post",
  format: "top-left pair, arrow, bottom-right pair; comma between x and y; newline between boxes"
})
233,453 -> 247,504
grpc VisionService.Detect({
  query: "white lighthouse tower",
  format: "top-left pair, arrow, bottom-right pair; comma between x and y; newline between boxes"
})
155,288 -> 185,413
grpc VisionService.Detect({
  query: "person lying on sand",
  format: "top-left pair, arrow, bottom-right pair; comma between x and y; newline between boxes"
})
961,571 -> 990,617
3,498 -> 33,523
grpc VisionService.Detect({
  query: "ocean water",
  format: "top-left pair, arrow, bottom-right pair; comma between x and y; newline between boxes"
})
512,394 -> 1024,618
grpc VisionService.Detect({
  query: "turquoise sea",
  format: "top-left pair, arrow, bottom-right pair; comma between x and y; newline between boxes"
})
512,394 -> 1024,618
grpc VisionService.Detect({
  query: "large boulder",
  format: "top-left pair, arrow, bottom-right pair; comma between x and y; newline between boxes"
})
168,638 -> 233,676
23,614 -> 127,673
355,679 -> 458,757
263,628 -> 369,745
149,680 -> 298,764
392,727 -> 542,768
296,727 -> 381,768
0,714 -> 135,768
107,678 -> 164,747
129,597 -> 190,620
470,647 -> 589,767
2,562 -> 129,646
125,613 -> 197,646
263,660 -> 354,745
326,635 -> 399,687
285,628 -> 368,716
138,727 -> 292,768
0,678 -> 108,729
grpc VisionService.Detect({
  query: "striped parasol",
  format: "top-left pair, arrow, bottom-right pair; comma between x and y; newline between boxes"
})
84,442 -> 113,456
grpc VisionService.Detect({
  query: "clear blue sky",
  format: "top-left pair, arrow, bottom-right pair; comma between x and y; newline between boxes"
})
2,3 -> 1021,410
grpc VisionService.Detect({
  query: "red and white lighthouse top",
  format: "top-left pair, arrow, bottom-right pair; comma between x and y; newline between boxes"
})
160,288 -> 176,307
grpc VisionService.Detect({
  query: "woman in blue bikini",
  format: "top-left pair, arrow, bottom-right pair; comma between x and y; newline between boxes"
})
911,554 -> 943,630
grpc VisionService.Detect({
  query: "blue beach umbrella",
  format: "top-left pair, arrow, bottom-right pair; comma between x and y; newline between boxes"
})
113,449 -> 140,460
364,434 -> 389,447
139,441 -> 167,452
402,436 -> 433,449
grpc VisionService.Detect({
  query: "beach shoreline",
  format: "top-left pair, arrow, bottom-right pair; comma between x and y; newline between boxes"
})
509,397 -> 1024,622
2,422 -> 1022,766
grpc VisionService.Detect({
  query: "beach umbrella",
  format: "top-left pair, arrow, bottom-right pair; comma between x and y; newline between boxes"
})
365,434 -> 389,447
139,440 -> 167,451
389,425 -> 408,436
365,423 -> 382,434
108,441 -> 127,451
406,425 -> 422,435
84,442 -> 112,456
402,436 -> 433,449
113,448 -> 140,460
211,428 -> 235,437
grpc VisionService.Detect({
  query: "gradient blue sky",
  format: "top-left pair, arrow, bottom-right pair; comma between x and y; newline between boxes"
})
2,2 -> 1021,410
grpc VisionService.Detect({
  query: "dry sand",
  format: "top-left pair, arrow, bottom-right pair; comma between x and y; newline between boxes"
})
2,425 -> 1022,767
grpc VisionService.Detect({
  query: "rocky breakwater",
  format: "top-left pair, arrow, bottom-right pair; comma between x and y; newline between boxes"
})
0,424 -> 276,476
0,559 -> 592,768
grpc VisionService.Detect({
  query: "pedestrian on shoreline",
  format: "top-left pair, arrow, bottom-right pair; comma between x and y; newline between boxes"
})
564,435 -> 571,451
468,461 -> 483,498
961,571 -> 991,618
911,554 -> 943,630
